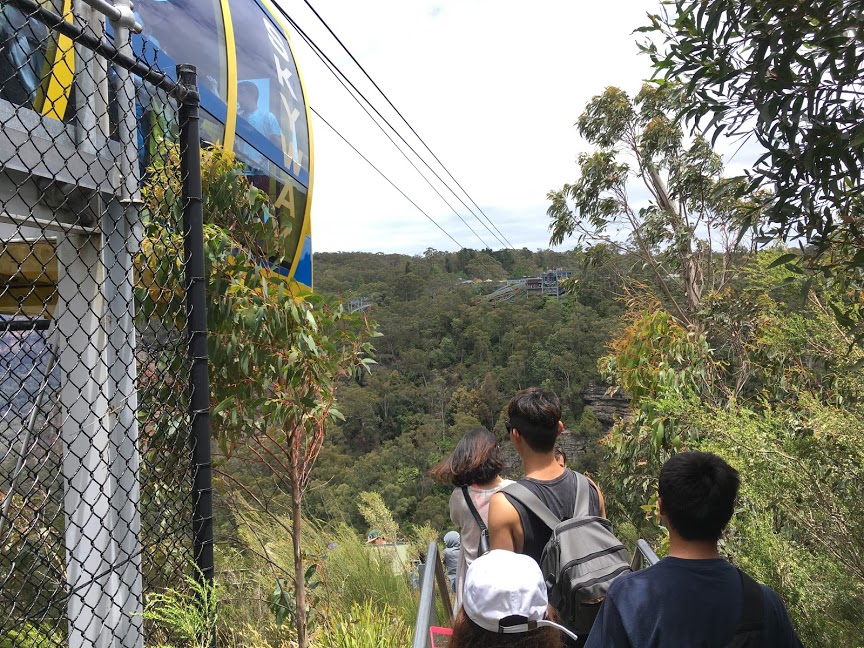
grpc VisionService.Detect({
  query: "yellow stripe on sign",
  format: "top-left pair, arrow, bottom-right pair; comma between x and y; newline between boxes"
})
35,0 -> 75,121
259,0 -> 315,289
220,0 -> 238,152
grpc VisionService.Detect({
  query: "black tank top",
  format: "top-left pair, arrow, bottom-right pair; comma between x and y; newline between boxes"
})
503,470 -> 601,564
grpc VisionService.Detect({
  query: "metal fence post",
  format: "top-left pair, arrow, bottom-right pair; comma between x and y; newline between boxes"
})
56,230 -> 113,648
177,64 -> 214,589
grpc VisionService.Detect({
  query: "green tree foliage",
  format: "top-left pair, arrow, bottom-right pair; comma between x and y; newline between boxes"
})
464,253 -> 507,280
599,303 -> 715,517
138,146 -> 299,595
641,0 -> 864,338
143,147 -> 378,648
599,252 -> 864,643
547,85 -> 756,326
207,285 -> 375,648
699,403 -> 864,646
308,249 -> 624,532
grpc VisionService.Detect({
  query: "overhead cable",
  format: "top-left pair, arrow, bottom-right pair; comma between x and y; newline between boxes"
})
298,0 -> 517,250
310,106 -> 465,250
272,2 -> 511,250
287,20 -> 491,248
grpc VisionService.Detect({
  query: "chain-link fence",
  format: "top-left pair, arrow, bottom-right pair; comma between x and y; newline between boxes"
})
1,1 -> 211,646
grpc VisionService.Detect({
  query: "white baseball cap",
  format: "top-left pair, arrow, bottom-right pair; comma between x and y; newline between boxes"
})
462,550 -> 579,642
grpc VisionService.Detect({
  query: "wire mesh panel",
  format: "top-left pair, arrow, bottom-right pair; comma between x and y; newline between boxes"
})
0,2 -> 210,646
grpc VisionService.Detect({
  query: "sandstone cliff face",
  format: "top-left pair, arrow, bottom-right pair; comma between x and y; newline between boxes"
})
581,381 -> 630,427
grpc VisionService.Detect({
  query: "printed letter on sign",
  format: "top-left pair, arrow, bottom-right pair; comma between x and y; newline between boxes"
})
274,181 -> 296,222
263,17 -> 289,61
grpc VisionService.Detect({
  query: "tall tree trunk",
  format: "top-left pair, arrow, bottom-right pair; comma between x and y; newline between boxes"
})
290,458 -> 308,648
646,164 -> 703,320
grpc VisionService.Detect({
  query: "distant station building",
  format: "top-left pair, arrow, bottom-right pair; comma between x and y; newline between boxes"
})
481,268 -> 574,303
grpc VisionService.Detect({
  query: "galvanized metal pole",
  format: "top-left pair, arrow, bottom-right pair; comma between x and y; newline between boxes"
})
412,542 -> 454,648
57,229 -> 112,648
413,543 -> 438,648
177,64 -> 214,588
58,10 -> 113,646
78,0 -> 142,32
73,0 -> 100,151
106,1 -> 144,645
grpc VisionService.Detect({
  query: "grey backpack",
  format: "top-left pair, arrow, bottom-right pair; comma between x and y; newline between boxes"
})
504,473 -> 631,636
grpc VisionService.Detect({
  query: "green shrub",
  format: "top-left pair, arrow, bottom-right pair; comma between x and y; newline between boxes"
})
0,623 -> 61,648
214,495 -> 420,645
318,600 -> 411,648
138,573 -> 217,648
311,524 -> 418,627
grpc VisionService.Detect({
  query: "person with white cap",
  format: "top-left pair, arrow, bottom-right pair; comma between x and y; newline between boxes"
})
429,427 -> 515,607
450,549 -> 578,648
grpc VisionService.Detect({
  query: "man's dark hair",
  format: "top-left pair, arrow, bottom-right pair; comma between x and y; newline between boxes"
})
658,451 -> 740,541
506,388 -> 560,453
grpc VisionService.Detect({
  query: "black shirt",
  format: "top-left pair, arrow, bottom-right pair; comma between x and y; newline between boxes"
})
503,469 -> 602,563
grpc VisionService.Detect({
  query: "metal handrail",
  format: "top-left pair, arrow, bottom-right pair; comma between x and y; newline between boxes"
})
412,541 -> 454,648
630,538 -> 660,570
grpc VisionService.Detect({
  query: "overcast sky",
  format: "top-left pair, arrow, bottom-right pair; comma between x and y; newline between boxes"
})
275,1 -> 751,255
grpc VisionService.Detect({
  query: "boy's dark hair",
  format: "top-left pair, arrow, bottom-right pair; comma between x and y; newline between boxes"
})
658,451 -> 740,541
506,388 -> 560,453
238,80 -> 259,100
429,427 -> 505,487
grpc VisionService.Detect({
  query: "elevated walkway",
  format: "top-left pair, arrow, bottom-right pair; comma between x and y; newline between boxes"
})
479,283 -> 524,304
348,296 -> 373,313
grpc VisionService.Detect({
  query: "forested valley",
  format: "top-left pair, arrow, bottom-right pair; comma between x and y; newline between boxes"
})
307,247 -> 626,531
304,239 -> 864,646
204,77 -> 864,647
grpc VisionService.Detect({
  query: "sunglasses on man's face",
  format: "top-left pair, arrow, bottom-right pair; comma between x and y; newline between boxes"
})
505,421 -> 513,433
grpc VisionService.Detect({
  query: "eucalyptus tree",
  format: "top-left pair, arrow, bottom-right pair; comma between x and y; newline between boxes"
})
547,84 -> 759,328
641,0 -> 864,338
142,147 -> 377,648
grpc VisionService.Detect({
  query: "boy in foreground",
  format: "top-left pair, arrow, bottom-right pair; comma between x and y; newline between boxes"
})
586,451 -> 802,647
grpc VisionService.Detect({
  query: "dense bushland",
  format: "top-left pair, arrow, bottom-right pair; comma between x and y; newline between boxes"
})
309,248 -> 630,531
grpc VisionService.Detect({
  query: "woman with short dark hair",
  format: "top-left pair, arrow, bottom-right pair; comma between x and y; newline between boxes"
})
429,427 -> 513,607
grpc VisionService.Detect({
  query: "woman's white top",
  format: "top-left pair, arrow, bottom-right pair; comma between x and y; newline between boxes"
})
448,479 -> 514,609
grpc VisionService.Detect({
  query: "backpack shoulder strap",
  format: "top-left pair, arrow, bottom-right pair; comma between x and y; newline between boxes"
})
461,486 -> 487,533
502,482 -> 562,531
572,471 -> 592,518
736,569 -> 764,633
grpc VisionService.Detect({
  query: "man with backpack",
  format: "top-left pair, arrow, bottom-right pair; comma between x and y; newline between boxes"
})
585,451 -> 802,647
488,388 -> 629,647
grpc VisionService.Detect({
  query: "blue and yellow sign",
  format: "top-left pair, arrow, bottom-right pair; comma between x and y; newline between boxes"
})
0,0 -> 314,288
